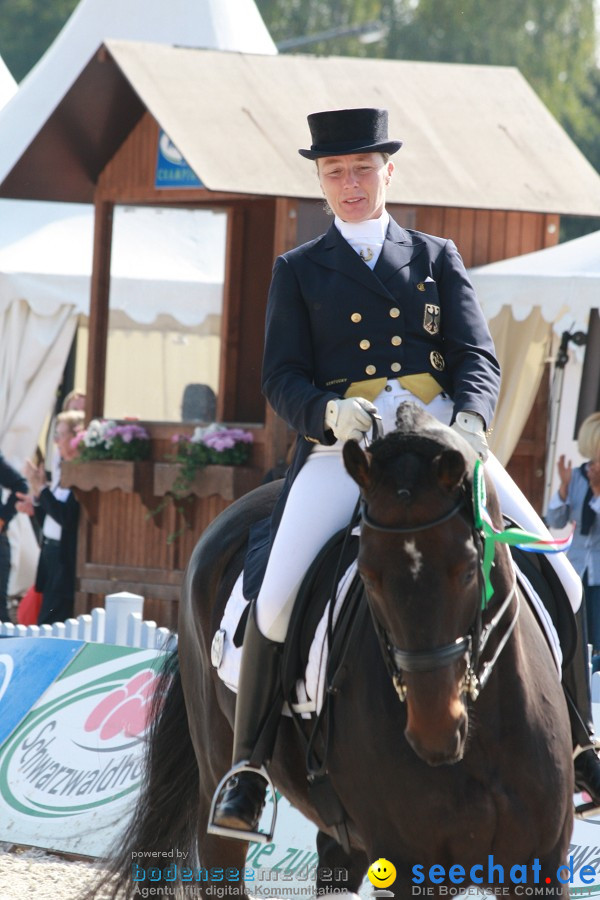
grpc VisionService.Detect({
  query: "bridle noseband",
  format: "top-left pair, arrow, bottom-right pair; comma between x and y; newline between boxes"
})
359,489 -> 519,703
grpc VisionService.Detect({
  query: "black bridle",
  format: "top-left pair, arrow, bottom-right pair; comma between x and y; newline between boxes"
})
359,488 -> 519,702
359,496 -> 465,535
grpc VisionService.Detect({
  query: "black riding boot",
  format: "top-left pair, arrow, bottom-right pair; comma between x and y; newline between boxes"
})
208,600 -> 283,840
563,606 -> 600,809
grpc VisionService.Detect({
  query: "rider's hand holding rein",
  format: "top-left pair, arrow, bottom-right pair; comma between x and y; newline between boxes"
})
325,397 -> 376,442
451,410 -> 489,461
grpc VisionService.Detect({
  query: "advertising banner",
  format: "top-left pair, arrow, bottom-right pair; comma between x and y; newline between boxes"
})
0,637 -> 83,745
0,641 -> 167,856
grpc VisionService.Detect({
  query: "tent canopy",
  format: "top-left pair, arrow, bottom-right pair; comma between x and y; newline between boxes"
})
0,201 -> 226,325
3,42 -> 600,215
0,56 -> 16,107
469,228 -> 600,326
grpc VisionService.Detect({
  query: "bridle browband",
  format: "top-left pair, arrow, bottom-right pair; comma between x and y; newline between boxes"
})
359,497 -> 465,534
359,485 -> 520,702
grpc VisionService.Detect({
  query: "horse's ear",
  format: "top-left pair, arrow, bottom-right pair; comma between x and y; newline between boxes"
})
342,440 -> 371,490
435,448 -> 466,493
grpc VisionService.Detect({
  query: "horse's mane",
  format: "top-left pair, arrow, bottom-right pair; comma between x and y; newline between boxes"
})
370,402 -> 465,462
365,402 -> 504,529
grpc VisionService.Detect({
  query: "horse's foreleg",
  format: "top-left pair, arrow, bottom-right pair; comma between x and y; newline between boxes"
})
192,832 -> 251,899
316,830 -> 368,898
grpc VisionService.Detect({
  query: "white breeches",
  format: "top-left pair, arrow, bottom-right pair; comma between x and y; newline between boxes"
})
255,382 -> 581,641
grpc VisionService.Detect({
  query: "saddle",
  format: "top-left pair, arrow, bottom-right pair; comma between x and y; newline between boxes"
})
281,527 -> 361,694
282,524 -> 367,854
511,540 -> 576,669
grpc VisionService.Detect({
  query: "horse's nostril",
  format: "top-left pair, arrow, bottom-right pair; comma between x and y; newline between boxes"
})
405,707 -> 468,766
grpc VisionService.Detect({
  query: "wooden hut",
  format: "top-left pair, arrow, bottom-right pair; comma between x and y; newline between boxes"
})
3,44 -> 600,628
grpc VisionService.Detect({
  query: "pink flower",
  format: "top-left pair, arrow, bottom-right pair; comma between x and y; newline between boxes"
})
70,432 -> 86,449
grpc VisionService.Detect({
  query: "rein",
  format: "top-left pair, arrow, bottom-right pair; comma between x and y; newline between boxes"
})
360,466 -> 518,703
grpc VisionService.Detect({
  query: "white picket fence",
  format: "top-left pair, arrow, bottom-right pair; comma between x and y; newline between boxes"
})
0,590 -> 176,651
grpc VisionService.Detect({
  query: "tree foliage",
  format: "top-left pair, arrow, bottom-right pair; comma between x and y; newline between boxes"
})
257,0 -> 600,235
0,0 -> 598,233
0,0 -> 78,81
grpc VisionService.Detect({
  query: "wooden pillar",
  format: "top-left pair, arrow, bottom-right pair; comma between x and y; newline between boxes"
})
218,204 -> 244,423
263,198 -> 299,471
86,200 -> 114,419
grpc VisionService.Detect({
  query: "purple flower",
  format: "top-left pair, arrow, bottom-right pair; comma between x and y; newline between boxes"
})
223,428 -> 253,444
200,428 -> 253,449
105,423 -> 149,443
203,433 -> 236,451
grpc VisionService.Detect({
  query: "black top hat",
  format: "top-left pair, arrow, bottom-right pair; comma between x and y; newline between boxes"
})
298,108 -> 402,160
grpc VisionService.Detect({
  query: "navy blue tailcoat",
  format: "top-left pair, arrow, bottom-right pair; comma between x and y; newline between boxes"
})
243,216 -> 500,598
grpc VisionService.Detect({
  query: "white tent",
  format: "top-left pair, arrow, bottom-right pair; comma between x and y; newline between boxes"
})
470,229 -> 600,328
0,57 -> 16,109
468,231 -> 599,471
0,199 -> 228,437
0,201 -> 226,325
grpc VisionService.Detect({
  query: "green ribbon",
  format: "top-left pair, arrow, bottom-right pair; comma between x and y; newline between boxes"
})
472,459 -> 565,609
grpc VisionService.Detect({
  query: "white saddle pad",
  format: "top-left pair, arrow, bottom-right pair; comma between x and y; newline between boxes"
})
212,560 -> 358,716
211,557 -> 561,717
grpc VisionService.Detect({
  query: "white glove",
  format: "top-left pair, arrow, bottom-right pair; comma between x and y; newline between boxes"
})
451,411 -> 489,461
324,397 -> 377,442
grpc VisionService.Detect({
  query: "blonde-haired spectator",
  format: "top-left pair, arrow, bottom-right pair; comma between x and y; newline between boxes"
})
546,411 -> 600,659
61,389 -> 86,413
16,410 -> 84,625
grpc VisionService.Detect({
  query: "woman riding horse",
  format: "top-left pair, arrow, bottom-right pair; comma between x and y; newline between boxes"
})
87,406 -> 574,899
211,106 -> 600,838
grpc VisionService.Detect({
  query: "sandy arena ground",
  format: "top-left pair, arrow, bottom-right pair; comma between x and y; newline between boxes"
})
0,844 -> 113,899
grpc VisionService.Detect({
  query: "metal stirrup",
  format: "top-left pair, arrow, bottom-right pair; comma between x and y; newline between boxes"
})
207,763 -> 277,843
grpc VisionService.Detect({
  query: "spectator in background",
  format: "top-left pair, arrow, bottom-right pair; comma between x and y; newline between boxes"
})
546,412 -> 600,660
62,389 -> 86,413
16,410 -> 84,625
0,452 -> 28,622
44,388 -> 86,479
181,383 -> 216,422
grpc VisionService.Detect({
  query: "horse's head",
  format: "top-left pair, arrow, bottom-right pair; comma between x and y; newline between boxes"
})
343,402 -> 511,767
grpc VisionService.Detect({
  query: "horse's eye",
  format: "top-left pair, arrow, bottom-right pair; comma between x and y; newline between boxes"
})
463,565 -> 477,586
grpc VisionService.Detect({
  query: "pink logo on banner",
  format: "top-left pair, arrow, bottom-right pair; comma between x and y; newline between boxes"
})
84,670 -> 160,740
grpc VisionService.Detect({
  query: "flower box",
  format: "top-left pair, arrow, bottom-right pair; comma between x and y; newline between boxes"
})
61,460 -> 154,495
153,463 -> 261,501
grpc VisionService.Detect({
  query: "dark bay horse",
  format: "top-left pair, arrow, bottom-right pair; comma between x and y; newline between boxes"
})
90,403 -> 573,900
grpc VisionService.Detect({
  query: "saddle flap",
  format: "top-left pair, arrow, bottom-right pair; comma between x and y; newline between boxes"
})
510,545 -> 577,667
281,528 -> 360,704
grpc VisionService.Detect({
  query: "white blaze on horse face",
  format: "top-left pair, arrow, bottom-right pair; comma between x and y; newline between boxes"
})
403,539 -> 423,579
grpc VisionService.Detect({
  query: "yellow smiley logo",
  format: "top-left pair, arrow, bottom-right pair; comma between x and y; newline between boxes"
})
367,858 -> 397,888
